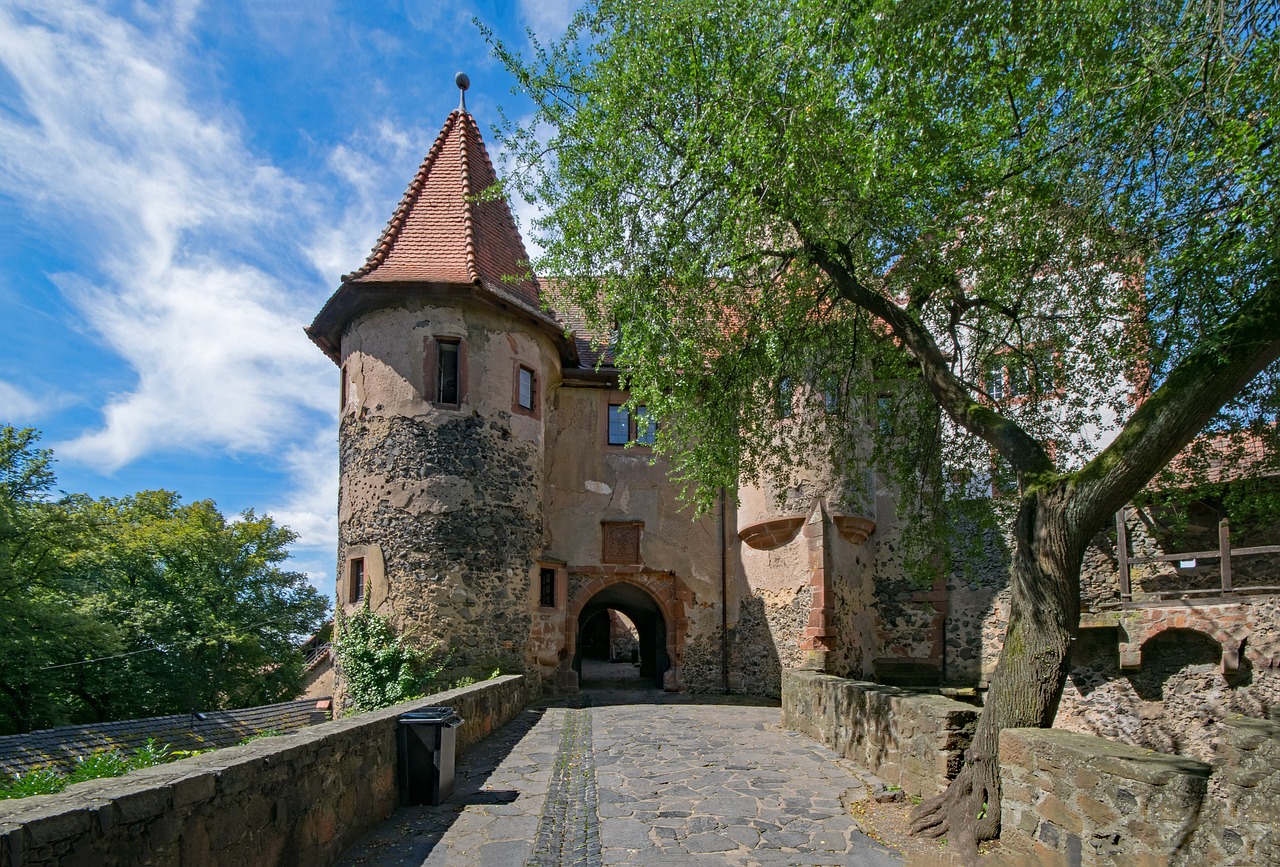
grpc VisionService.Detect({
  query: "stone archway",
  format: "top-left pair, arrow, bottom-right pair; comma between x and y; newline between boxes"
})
563,571 -> 689,691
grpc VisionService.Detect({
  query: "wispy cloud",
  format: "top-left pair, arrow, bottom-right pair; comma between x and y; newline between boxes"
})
0,380 -> 64,423
517,0 -> 580,40
0,1 -> 337,470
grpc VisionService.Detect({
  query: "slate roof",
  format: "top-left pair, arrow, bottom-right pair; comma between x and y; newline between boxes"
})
0,698 -> 332,778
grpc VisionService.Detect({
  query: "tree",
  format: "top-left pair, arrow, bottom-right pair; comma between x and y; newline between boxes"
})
0,427 -> 114,733
59,491 -> 330,720
490,0 -> 1280,852
0,426 -> 329,732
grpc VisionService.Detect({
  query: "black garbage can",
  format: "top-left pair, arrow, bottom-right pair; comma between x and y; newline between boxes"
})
397,706 -> 464,806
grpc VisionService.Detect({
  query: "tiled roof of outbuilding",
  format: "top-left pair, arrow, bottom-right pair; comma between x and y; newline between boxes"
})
344,108 -> 540,308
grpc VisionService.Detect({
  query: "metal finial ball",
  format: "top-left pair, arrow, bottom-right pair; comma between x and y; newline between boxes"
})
455,72 -> 470,91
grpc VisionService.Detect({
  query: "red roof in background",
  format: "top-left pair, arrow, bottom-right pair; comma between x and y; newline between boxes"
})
344,108 -> 540,307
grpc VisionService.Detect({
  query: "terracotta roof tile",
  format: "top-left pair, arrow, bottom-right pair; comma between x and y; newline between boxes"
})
345,109 -> 540,307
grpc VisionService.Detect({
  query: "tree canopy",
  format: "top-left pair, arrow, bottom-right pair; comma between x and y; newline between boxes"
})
491,0 -> 1279,851
0,426 -> 329,734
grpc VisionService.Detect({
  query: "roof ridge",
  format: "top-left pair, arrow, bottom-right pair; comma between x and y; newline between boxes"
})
458,111 -> 482,285
342,109 -> 465,283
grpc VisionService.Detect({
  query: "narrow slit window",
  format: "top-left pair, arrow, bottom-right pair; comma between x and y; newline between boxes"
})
437,340 -> 460,405
539,567 -> 556,607
518,367 -> 535,410
608,404 -> 630,445
349,557 -> 365,604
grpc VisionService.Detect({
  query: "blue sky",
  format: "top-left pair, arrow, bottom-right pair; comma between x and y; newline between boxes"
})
0,0 -> 572,593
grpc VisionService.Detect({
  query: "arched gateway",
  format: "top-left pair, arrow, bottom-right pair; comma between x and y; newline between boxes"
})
563,572 -> 690,691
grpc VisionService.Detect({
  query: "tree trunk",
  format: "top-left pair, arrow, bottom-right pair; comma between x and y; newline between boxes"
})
911,484 -> 1087,858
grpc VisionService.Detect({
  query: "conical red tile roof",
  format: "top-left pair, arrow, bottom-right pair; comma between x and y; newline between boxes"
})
344,108 -> 540,306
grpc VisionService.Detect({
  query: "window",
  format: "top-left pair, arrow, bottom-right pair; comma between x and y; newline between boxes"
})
608,404 -> 631,445
777,377 -> 794,418
437,340 -> 460,405
634,406 -> 656,445
539,567 -> 556,607
340,363 -> 349,412
822,374 -> 841,414
877,395 -> 895,437
607,403 -> 657,446
518,367 -> 536,410
602,522 -> 642,564
986,363 -> 1005,401
348,557 -> 365,604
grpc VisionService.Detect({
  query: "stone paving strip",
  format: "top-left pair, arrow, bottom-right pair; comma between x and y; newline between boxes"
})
338,689 -> 901,867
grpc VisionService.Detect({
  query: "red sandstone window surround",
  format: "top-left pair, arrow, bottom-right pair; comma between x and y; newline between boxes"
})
348,557 -> 365,604
603,395 -> 656,448
513,363 -> 540,418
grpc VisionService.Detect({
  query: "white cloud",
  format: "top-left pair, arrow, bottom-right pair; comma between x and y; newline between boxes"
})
517,0 -> 580,40
0,380 -> 61,423
266,429 -> 339,560
0,2 -> 341,471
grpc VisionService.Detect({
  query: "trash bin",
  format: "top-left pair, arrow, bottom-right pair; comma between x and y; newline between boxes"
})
397,706 -> 464,806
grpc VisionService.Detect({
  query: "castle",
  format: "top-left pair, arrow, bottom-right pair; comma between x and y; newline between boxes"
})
306,87 -> 1277,760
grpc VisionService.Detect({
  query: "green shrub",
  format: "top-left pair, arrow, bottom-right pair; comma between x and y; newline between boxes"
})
0,769 -> 66,799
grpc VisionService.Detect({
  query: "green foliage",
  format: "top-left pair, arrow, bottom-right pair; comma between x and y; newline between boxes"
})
332,600 -> 447,714
489,0 -> 1278,532
237,729 -> 284,745
0,739 -> 183,800
0,426 -> 330,734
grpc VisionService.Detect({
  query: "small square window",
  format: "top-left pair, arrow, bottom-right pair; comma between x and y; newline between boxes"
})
518,367 -> 535,410
348,557 -> 365,604
539,567 -> 556,607
608,404 -> 630,445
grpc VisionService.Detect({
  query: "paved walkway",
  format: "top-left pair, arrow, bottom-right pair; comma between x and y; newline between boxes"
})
337,689 -> 900,866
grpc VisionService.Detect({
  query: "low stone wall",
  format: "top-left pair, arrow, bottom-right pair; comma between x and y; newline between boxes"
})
993,709 -> 1280,866
781,670 -> 977,798
0,675 -> 534,867
993,726 -> 1211,865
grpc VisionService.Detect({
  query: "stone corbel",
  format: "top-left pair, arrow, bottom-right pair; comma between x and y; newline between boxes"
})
831,513 -> 876,545
738,516 -> 806,550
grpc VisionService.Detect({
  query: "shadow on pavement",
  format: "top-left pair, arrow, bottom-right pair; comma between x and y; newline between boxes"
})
335,706 -> 547,866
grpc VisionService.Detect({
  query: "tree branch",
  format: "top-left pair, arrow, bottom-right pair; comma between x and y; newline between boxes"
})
800,237 -> 1056,477
1073,273 -> 1280,521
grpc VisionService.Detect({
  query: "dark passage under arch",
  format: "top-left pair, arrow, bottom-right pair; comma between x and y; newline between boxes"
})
574,582 -> 669,688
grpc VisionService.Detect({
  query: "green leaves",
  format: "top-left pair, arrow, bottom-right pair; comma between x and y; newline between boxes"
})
332,601 -> 446,714
0,426 -> 329,734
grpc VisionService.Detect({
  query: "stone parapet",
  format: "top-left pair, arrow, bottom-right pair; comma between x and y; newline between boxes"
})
0,675 -> 533,867
993,726 -> 1212,866
781,670 -> 977,798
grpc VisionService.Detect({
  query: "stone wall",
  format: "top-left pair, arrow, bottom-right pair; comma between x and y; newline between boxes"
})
339,412 -> 540,682
0,676 -> 533,867
992,708 -> 1280,866
781,671 -> 977,799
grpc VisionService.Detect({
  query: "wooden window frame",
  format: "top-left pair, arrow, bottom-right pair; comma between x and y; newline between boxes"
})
423,336 -> 467,409
513,363 -> 540,419
348,557 -> 365,604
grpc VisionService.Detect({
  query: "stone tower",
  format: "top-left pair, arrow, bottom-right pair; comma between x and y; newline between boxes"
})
307,98 -> 578,683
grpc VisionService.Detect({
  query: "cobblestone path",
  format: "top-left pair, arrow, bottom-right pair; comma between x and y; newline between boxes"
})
337,689 -> 900,866
526,707 -> 601,866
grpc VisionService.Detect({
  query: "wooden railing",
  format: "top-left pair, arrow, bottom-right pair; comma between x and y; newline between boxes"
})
1114,509 -> 1280,605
